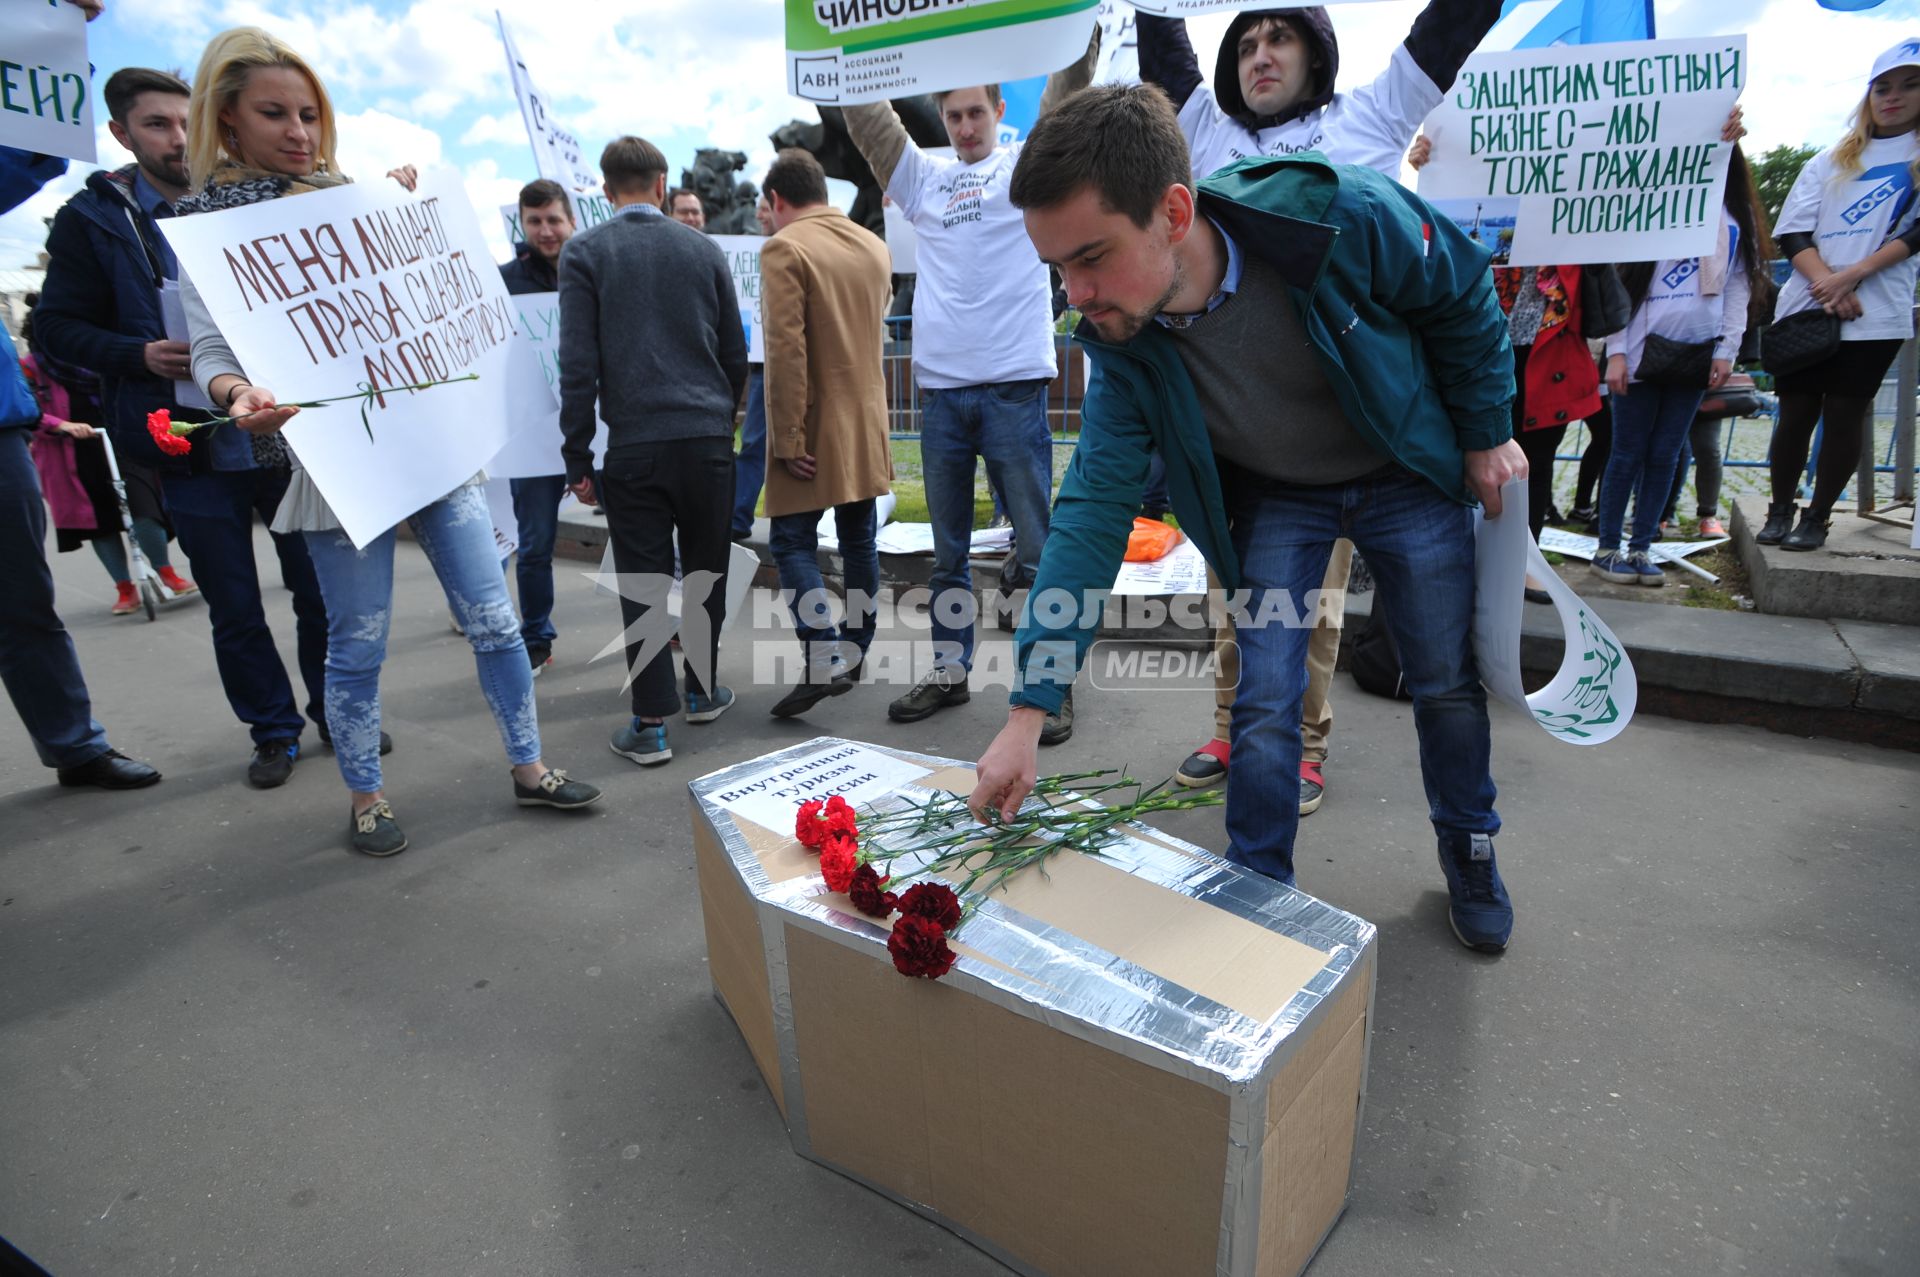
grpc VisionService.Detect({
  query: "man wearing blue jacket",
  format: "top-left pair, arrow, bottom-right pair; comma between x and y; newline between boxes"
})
1,143 -> 160,789
970,84 -> 1525,953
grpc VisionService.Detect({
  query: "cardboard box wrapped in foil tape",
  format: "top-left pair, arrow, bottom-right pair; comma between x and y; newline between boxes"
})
688,737 -> 1377,1277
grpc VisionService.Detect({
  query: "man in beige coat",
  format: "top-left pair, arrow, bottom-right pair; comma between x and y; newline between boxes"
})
760,149 -> 894,720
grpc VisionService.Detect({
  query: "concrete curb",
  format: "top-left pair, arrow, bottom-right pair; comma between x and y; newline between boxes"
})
558,509 -> 1920,750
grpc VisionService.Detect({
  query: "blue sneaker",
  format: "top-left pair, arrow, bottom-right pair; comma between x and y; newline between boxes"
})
685,686 -> 734,723
1590,551 -> 1637,585
1626,550 -> 1665,587
1436,832 -> 1513,953
610,719 -> 672,767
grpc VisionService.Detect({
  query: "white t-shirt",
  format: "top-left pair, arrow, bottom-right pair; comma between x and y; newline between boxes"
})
1773,134 -> 1920,342
1606,212 -> 1753,380
1178,44 -> 1442,180
887,143 -> 1058,390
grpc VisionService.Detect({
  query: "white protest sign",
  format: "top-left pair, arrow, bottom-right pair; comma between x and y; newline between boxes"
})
1111,535 -> 1209,596
496,12 -> 597,194
1472,477 -> 1635,744
1093,0 -> 1139,84
161,169 -> 552,548
789,0 -> 1099,106
1419,36 -> 1745,267
712,234 -> 766,363
2,0 -> 95,163
159,280 -> 215,411
482,476 -> 518,558
705,741 -> 931,835
482,289 -> 606,480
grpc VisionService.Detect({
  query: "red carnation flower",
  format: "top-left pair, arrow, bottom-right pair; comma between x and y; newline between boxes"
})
847,864 -> 896,918
819,831 -> 858,894
822,794 -> 858,839
887,913 -> 956,979
897,882 -> 962,931
146,408 -> 191,456
794,798 -> 828,850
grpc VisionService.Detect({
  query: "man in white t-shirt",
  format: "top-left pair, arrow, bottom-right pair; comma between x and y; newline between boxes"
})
844,62 -> 1091,743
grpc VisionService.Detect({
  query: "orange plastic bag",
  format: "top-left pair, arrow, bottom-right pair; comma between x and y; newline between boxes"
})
1123,517 -> 1183,562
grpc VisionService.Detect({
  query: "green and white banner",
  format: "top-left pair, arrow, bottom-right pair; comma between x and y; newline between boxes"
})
1418,35 -> 1747,268
787,0 -> 1100,105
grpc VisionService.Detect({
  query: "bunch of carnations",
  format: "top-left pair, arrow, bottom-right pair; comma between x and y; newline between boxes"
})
143,371 -> 480,456
795,795 -> 962,980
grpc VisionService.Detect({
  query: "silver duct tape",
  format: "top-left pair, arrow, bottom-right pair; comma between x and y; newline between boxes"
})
691,736 -> 1377,1277
689,736 -> 1376,1090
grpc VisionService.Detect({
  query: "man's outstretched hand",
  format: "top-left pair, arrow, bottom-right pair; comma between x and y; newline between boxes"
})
968,708 -> 1048,825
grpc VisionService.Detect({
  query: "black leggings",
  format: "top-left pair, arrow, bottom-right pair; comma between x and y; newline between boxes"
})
1770,393 -> 1875,515
1574,395 -> 1612,512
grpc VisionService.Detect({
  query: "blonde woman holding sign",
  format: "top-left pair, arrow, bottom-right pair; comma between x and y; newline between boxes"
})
1760,41 -> 1920,552
178,28 -> 601,856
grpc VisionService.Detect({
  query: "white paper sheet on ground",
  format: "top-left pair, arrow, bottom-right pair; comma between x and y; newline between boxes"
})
592,538 -> 757,635
1111,535 -> 1209,596
704,742 -> 931,835
1538,527 -> 1728,583
1474,477 -> 1635,743
482,477 -> 517,559
873,522 -> 936,555
158,281 -> 215,411
813,492 -> 897,549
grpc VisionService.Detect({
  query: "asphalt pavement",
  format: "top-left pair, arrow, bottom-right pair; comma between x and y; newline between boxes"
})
2,529 -> 1915,1276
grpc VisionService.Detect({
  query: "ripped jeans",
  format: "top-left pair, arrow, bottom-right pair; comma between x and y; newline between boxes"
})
303,483 -> 541,793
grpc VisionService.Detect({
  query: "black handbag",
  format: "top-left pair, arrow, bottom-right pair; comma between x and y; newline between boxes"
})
1579,265 -> 1631,339
1636,332 -> 1717,388
1762,309 -> 1843,377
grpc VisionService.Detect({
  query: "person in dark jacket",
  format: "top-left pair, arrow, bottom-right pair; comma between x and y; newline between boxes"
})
971,85 -> 1524,954
496,178 -> 575,675
34,67 -> 338,790
1,110 -> 162,786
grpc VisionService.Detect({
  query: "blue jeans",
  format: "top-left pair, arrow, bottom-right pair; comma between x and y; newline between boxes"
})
1141,451 -> 1171,514
167,467 -> 329,745
303,484 -> 540,793
730,369 -> 766,539
1227,468 -> 1498,884
920,380 -> 1053,671
509,473 -> 567,650
770,500 -> 878,678
1597,383 -> 1706,555
0,428 -> 110,768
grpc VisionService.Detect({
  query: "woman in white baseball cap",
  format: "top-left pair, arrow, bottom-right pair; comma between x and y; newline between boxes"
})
1759,39 -> 1920,551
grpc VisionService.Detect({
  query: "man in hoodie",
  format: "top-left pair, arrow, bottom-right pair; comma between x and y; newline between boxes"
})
35,66 -> 336,791
1129,1 -> 1501,813
497,178 -> 576,676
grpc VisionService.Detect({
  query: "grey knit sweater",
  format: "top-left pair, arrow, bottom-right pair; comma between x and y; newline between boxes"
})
556,205 -> 748,483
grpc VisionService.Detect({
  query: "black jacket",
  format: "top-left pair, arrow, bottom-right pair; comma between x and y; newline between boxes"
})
498,242 -> 559,295
34,166 -> 218,472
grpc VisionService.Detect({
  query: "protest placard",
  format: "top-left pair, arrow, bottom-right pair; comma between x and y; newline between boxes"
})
160,169 -> 554,548
496,12 -> 597,194
787,0 -> 1099,106
481,290 -> 606,481
711,234 -> 766,363
2,0 -> 95,163
1418,35 -> 1746,267
1472,477 -> 1636,744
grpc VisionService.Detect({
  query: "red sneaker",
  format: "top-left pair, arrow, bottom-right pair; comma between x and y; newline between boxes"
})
157,566 -> 197,596
1176,738 -> 1229,789
1299,759 -> 1325,816
111,581 -> 139,615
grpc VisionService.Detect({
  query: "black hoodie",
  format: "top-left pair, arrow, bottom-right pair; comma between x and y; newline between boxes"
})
1138,0 -> 1501,133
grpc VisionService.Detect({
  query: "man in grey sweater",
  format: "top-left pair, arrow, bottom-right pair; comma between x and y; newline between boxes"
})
560,135 -> 749,767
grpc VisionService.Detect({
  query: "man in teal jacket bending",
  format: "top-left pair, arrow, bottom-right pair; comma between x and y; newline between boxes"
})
968,84 -> 1525,953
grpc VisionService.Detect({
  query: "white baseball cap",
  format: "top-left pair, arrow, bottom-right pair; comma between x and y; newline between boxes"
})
1871,38 -> 1920,84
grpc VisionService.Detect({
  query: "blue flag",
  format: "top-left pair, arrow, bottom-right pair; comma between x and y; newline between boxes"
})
1500,0 -> 1655,47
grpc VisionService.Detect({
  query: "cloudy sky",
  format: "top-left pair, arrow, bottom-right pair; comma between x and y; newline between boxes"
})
3,0 -> 1917,272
